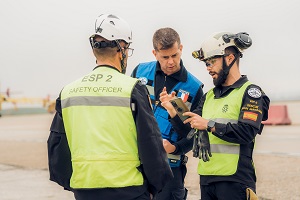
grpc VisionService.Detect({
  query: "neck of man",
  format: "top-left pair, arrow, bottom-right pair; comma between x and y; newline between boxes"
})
222,64 -> 241,86
96,58 -> 122,73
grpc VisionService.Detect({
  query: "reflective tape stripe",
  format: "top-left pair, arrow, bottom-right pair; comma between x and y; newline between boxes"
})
213,118 -> 238,124
210,144 -> 239,154
146,85 -> 154,96
61,96 -> 130,109
207,118 -> 239,154
207,118 -> 240,155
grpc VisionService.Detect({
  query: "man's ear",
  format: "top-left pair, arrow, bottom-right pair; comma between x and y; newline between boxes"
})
152,49 -> 157,57
179,44 -> 183,52
227,54 -> 235,65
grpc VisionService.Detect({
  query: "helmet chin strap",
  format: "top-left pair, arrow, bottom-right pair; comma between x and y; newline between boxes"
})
115,40 -> 127,74
221,54 -> 238,80
120,59 -> 126,74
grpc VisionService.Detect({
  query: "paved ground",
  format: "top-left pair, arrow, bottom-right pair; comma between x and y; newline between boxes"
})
0,109 -> 300,200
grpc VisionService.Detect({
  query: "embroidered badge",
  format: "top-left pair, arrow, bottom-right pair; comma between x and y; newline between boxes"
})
243,111 -> 258,121
177,89 -> 189,103
138,77 -> 148,85
247,87 -> 262,98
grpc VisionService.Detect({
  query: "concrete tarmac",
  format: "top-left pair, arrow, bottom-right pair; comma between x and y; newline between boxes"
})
0,106 -> 299,199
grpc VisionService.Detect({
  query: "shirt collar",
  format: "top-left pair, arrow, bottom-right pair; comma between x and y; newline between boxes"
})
155,59 -> 187,82
214,75 -> 249,97
93,65 -> 120,72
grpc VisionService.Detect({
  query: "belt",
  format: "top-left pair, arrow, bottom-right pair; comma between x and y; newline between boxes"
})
167,154 -> 181,160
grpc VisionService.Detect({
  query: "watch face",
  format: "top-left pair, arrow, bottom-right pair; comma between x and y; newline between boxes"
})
207,120 -> 215,132
208,120 -> 215,128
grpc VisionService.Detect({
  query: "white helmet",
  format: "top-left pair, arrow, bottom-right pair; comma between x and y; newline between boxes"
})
91,14 -> 132,44
192,32 -> 252,61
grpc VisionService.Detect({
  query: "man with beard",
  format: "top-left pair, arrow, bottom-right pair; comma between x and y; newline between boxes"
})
159,32 -> 270,200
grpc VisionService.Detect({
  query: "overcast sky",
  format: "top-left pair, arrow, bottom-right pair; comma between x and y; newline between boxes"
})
0,0 -> 299,102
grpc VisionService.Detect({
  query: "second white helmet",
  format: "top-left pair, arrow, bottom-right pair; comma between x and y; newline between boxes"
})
192,32 -> 252,61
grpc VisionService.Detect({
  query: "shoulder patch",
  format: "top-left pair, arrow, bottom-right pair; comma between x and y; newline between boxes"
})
138,77 -> 148,85
247,87 -> 262,98
243,111 -> 258,121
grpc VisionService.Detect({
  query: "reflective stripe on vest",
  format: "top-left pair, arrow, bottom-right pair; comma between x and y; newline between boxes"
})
199,81 -> 251,176
62,96 -> 130,108
61,67 -> 143,189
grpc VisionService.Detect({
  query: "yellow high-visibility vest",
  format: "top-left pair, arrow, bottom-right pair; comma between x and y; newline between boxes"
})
199,81 -> 251,175
61,66 -> 143,189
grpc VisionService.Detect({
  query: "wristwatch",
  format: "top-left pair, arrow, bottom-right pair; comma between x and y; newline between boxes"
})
207,120 -> 215,132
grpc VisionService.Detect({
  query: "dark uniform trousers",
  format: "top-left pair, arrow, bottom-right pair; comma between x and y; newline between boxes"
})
200,181 -> 255,200
73,188 -> 152,200
154,164 -> 187,200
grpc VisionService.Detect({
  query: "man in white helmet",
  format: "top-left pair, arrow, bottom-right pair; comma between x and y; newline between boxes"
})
47,14 -> 173,200
159,32 -> 270,199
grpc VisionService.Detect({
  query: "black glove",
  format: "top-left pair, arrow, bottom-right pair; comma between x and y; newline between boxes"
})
192,132 -> 199,157
187,128 -> 198,140
198,130 -> 212,162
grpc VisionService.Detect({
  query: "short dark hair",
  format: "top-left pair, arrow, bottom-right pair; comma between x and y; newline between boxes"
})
92,35 -> 119,58
93,46 -> 118,58
152,27 -> 181,51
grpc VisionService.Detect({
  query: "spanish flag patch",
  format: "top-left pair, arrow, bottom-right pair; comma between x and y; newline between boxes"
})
243,111 -> 258,121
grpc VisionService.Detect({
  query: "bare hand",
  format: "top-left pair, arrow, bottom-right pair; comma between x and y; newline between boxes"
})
159,87 -> 177,117
163,139 -> 176,153
183,112 -> 209,130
